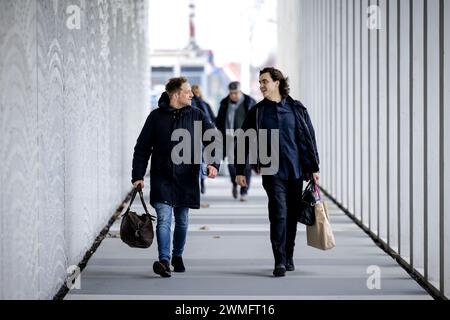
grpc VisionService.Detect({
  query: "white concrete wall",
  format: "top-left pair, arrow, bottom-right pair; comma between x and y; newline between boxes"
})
278,0 -> 449,298
0,0 -> 150,299
277,0 -> 301,99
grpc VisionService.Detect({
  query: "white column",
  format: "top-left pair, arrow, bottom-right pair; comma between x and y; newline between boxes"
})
387,0 -> 399,252
411,0 -> 425,275
369,0 -> 379,235
444,0 -> 450,299
378,0 -> 389,243
426,0 -> 441,289
354,0 -> 363,221
361,0 -> 370,226
399,0 -> 411,262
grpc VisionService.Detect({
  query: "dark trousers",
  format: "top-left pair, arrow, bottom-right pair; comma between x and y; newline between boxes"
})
262,175 -> 303,266
228,164 -> 252,195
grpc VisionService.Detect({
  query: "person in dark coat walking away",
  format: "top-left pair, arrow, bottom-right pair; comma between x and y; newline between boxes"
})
191,84 -> 215,123
132,77 -> 220,278
235,67 -> 320,277
191,84 -> 216,195
216,82 -> 256,201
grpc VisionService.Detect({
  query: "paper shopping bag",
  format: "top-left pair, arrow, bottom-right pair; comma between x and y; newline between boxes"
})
306,188 -> 336,250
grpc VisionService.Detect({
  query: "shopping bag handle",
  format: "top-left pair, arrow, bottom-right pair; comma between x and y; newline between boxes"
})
314,183 -> 322,202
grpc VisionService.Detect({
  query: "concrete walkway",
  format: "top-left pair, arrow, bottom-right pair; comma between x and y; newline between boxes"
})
66,176 -> 431,300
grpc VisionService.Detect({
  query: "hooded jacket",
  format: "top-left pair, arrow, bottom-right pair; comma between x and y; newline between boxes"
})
131,92 -> 221,209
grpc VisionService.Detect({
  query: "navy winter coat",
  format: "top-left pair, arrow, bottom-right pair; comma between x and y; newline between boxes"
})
132,93 -> 221,209
235,95 -> 320,181
192,96 -> 216,124
215,93 -> 256,160
215,93 -> 256,134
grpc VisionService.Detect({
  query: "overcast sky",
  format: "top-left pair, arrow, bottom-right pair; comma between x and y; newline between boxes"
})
148,0 -> 277,68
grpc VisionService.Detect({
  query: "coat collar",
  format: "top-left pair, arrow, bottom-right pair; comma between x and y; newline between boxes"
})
259,95 -> 305,110
157,92 -> 191,113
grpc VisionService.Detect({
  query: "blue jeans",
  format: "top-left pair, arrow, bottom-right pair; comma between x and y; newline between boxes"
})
153,202 -> 189,262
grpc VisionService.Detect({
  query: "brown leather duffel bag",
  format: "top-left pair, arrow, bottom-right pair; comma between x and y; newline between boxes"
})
120,187 -> 155,249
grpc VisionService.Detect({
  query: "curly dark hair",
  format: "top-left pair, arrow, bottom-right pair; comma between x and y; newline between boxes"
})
165,77 -> 188,97
259,67 -> 290,98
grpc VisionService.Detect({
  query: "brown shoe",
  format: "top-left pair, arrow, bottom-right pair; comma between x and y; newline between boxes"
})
153,260 -> 171,278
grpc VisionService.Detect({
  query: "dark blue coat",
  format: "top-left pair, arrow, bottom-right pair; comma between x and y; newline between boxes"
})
192,96 -> 216,124
215,93 -> 256,134
235,96 -> 320,181
131,93 -> 221,209
215,93 -> 256,160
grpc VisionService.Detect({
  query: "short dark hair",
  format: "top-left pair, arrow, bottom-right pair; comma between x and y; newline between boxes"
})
259,67 -> 290,98
166,77 -> 188,97
228,81 -> 241,91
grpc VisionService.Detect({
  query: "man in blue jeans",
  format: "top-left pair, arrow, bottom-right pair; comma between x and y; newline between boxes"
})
131,77 -> 220,278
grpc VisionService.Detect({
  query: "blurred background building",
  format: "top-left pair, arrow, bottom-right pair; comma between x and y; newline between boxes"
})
149,0 -> 277,112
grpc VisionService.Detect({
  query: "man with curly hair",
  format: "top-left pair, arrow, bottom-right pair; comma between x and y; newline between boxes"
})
236,67 -> 320,277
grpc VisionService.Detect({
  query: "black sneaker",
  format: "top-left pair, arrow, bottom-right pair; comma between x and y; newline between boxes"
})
171,256 -> 186,273
153,260 -> 171,278
286,257 -> 295,271
232,186 -> 238,199
200,179 -> 206,194
273,264 -> 286,277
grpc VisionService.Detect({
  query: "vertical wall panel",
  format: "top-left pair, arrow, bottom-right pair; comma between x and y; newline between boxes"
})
426,0 -> 441,290
387,0 -> 399,252
399,0 -> 411,262
326,0 -> 331,195
317,0 -> 324,185
378,0 -> 388,243
327,0 -> 332,191
354,0 -> 362,221
348,0 -> 355,214
277,0 -> 301,99
369,0 -> 379,234
330,1 -> 338,195
412,0 -> 425,274
444,0 -> 450,298
438,0 -> 445,294
361,0 -> 370,225
325,0 -> 331,191
336,0 -> 343,204
343,0 -> 349,209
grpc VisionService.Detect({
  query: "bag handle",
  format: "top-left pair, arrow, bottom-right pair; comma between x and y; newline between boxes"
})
122,187 -> 155,220
302,180 -> 314,197
314,183 -> 322,202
